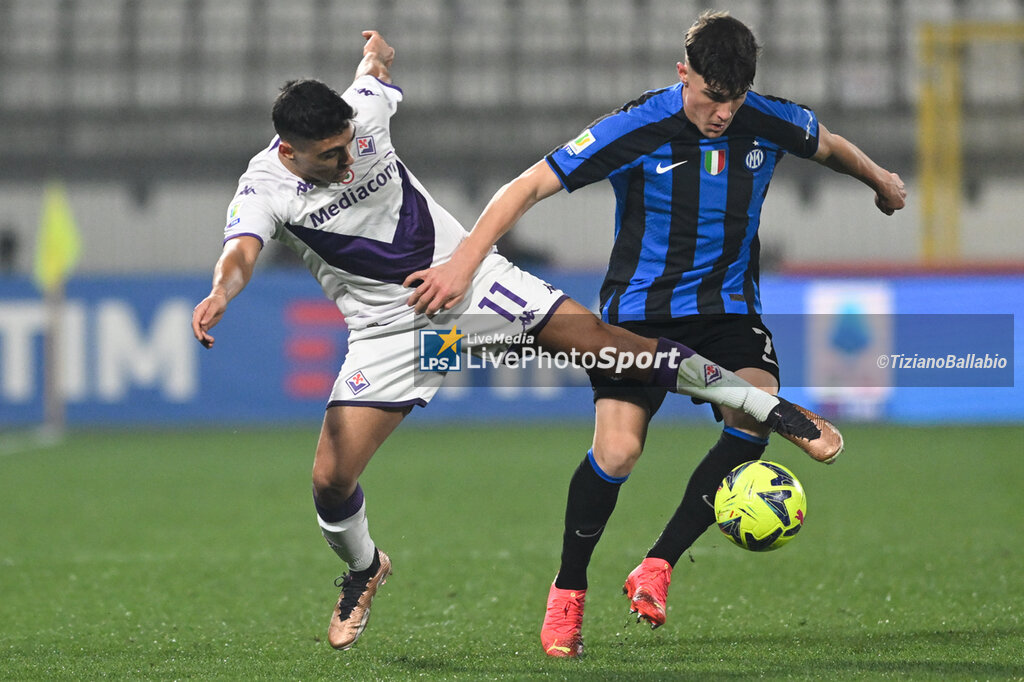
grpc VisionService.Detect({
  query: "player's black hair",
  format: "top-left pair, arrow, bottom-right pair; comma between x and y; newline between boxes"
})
684,10 -> 760,100
272,79 -> 354,142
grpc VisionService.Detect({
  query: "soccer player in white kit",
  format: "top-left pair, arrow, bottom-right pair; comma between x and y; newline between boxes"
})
191,31 -> 841,651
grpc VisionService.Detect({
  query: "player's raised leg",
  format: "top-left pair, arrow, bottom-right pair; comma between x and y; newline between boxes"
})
534,300 -> 843,462
312,403 -> 409,650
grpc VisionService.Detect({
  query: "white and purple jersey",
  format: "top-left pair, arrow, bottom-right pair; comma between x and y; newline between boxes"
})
223,75 -> 472,331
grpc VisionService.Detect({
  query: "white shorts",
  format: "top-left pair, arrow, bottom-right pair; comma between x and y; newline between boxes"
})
327,253 -> 568,408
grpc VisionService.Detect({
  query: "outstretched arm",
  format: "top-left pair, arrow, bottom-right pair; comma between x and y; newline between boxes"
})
812,122 -> 907,215
191,235 -> 262,348
355,30 -> 395,84
404,160 -> 564,315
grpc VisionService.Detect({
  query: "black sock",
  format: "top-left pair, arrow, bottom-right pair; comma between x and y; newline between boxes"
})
647,429 -> 767,566
350,548 -> 380,580
555,451 -> 626,591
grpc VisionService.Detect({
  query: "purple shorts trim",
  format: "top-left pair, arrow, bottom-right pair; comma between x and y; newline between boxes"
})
529,294 -> 570,338
326,398 -> 428,410
505,294 -> 570,356
224,232 -> 265,247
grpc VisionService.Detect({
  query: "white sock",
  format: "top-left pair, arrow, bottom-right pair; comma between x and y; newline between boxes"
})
317,500 -> 376,572
676,353 -> 780,422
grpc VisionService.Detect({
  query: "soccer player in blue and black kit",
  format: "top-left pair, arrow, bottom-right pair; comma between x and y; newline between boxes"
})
409,11 -> 906,657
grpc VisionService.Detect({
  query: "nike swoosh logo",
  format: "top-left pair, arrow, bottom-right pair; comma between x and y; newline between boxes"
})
575,526 -> 604,538
656,160 -> 687,174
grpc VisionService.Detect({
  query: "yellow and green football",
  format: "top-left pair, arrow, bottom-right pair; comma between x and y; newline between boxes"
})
714,460 -> 807,552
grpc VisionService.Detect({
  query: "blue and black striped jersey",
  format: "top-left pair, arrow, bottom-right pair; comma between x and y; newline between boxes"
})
546,82 -> 819,323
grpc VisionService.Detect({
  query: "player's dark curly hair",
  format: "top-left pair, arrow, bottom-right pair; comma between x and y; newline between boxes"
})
272,79 -> 354,142
684,10 -> 760,100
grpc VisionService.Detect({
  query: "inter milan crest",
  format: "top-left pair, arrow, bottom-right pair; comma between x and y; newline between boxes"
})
745,148 -> 766,171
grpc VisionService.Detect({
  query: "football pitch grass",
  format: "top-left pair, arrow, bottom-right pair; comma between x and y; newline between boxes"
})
1,422 -> 1022,680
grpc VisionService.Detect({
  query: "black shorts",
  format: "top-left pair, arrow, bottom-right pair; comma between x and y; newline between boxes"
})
589,314 -> 781,415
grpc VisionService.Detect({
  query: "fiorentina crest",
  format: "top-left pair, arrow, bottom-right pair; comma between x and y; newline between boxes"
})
704,363 -> 723,386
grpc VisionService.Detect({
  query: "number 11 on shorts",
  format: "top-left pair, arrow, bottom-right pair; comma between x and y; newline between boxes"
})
478,282 -> 527,321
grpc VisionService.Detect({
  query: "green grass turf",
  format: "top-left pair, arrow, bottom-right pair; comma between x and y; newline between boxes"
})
1,422 -> 1022,680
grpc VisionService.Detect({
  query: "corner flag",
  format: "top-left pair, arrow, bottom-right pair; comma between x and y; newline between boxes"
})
33,182 -> 81,293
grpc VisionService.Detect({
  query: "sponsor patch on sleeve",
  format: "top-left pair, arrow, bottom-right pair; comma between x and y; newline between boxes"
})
566,128 -> 596,156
